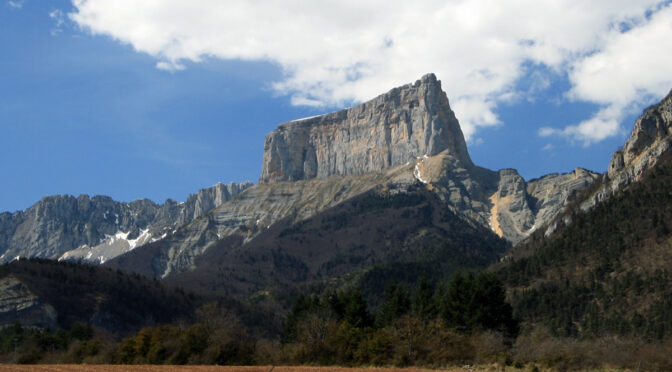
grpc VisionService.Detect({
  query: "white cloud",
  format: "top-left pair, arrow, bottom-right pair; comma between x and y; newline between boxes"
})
155,61 -> 185,72
539,111 -> 622,146
540,102 -> 626,145
542,4 -> 672,144
50,9 -> 65,35
7,0 -> 24,9
66,0 -> 670,142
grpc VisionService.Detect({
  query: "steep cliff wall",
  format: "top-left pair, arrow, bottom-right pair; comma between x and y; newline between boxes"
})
260,73 -> 472,183
0,182 -> 252,264
582,90 -> 672,209
108,74 -> 604,278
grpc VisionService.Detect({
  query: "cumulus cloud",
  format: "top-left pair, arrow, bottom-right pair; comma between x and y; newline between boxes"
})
539,108 -> 622,146
542,4 -> 672,144
67,0 -> 671,142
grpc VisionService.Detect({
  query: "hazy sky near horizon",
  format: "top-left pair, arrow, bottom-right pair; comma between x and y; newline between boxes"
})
2,0 -> 672,212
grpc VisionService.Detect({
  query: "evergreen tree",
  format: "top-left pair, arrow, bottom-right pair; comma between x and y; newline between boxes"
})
342,288 -> 372,328
377,282 -> 411,327
412,275 -> 437,320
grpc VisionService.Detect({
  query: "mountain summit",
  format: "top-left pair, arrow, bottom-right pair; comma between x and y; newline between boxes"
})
260,73 -> 472,183
0,74 -> 603,279
100,73 -> 598,280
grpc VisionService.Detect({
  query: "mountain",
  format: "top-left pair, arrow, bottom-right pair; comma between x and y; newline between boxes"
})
165,185 -> 510,301
582,90 -> 672,209
0,73 -> 604,299
497,89 -> 672,339
259,74 -> 472,183
0,182 -> 252,264
0,258 -> 199,333
105,74 -> 598,294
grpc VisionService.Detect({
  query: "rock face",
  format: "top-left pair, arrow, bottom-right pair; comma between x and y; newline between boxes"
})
0,182 -> 252,264
0,276 -> 57,329
109,163 -> 418,278
108,74 -> 602,278
0,73 -> 614,281
582,90 -> 672,209
260,73 -> 472,183
486,168 -> 599,244
527,168 -> 599,224
489,169 -> 536,243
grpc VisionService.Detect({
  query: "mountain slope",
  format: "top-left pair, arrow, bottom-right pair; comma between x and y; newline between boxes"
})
581,89 -> 672,210
163,184 -> 509,300
500,152 -> 672,339
109,74 -> 598,281
0,182 -> 252,264
0,259 -> 200,333
497,91 -> 672,339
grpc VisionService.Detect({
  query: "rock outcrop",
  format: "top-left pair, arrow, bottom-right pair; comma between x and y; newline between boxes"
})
260,73 -> 472,183
527,168 -> 599,224
0,276 -> 57,329
489,169 -> 536,243
0,182 -> 252,264
582,90 -> 672,209
486,168 -> 599,244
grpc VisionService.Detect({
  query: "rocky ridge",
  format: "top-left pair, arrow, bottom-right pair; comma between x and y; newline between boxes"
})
109,74 -> 598,278
582,90 -> 672,210
0,182 -> 252,264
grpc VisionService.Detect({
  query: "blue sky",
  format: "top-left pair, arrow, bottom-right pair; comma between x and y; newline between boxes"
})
1,0 -> 671,212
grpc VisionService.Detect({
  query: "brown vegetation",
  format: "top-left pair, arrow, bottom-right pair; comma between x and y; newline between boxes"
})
0,367 -> 471,372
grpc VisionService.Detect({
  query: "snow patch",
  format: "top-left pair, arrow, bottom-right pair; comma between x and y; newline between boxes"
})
127,228 -> 151,250
150,232 -> 168,243
413,155 -> 430,184
414,164 -> 428,184
289,114 -> 320,122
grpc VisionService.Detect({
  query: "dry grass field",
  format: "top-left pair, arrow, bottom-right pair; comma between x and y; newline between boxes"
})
0,367 -> 473,372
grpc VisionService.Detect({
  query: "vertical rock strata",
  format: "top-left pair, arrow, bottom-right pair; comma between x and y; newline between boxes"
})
260,73 -> 472,183
0,182 -> 252,264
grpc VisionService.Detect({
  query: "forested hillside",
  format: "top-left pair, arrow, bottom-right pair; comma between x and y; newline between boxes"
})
498,151 -> 672,340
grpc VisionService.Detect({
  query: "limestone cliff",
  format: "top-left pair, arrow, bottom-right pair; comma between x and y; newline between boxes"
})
582,90 -> 672,209
260,73 -> 472,183
465,167 -> 596,245
0,181 -> 252,264
108,74 -> 602,278
110,163 -> 419,278
0,276 -> 57,329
